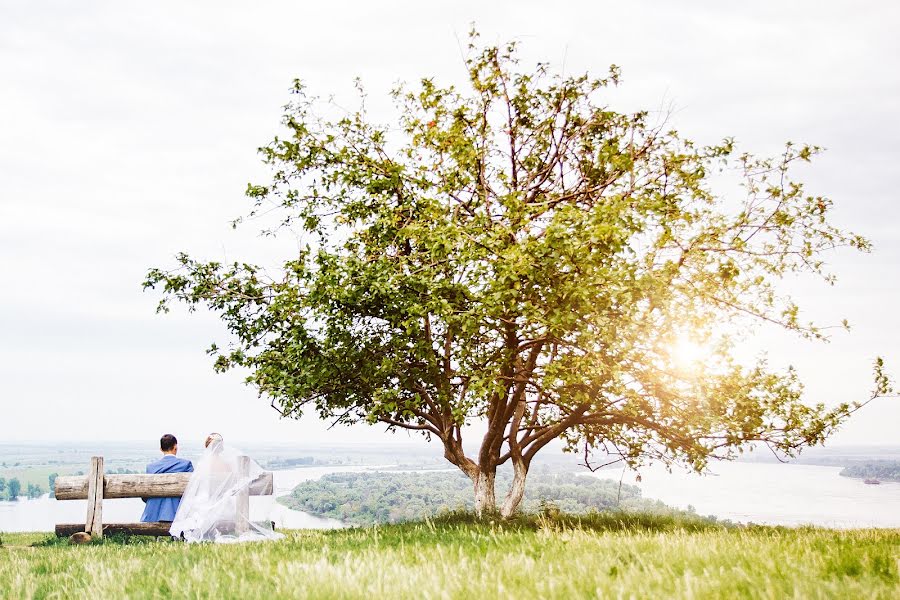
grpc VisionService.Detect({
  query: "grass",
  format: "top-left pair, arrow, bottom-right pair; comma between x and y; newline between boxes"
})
1,513 -> 898,599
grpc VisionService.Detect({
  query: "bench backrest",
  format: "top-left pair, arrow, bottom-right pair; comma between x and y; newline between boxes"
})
55,471 -> 274,500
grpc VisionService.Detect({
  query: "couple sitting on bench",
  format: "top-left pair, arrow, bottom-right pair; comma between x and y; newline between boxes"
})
142,432 -> 281,543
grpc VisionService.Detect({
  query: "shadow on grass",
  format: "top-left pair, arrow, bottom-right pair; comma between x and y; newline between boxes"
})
399,508 -> 733,534
32,532 -> 177,547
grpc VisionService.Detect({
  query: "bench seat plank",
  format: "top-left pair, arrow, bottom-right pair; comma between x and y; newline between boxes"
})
56,522 -> 175,537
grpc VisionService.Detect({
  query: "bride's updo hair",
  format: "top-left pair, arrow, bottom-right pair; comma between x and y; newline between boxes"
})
204,432 -> 223,448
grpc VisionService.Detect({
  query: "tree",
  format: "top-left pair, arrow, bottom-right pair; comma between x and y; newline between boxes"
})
0,477 -> 6,499
7,478 -> 20,501
146,33 -> 893,517
48,473 -> 58,498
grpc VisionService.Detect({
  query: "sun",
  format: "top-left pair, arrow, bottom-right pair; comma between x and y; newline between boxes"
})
672,333 -> 710,371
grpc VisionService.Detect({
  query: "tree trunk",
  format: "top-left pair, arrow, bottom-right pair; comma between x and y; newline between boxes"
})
473,469 -> 496,515
499,459 -> 528,518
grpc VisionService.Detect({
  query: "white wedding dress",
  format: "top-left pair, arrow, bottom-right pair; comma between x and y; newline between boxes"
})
170,439 -> 283,543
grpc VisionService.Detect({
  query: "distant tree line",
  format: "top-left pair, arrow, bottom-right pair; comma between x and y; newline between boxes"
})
264,457 -> 324,469
279,470 -> 683,526
0,477 -> 46,500
839,460 -> 900,482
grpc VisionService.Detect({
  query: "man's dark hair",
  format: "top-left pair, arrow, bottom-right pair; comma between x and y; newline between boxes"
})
160,434 -> 178,452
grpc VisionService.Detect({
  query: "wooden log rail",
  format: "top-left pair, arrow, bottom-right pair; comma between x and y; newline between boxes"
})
55,472 -> 273,499
54,456 -> 273,539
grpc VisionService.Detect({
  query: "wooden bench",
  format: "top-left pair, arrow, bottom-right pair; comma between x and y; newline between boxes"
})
54,456 -> 273,538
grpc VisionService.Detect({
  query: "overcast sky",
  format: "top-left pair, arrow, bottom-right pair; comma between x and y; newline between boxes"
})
1,1 -> 898,448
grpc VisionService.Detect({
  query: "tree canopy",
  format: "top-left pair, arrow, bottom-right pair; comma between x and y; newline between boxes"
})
6,478 -> 20,501
146,33 -> 892,516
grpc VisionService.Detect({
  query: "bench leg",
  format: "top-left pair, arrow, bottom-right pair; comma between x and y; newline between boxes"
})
85,456 -> 104,539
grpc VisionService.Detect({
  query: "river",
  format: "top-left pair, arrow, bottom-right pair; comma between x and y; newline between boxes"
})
590,461 -> 900,528
1,462 -> 898,532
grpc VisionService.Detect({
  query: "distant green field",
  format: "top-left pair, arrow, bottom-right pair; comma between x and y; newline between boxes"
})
2,514 -> 897,599
0,467 -> 71,496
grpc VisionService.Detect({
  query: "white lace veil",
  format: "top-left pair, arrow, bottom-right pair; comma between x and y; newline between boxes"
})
169,439 -> 283,543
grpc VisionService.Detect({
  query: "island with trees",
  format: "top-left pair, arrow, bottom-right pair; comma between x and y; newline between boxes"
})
280,470 -> 699,526
839,460 -> 900,483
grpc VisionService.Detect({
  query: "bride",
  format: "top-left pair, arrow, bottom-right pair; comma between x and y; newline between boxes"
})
170,433 -> 283,543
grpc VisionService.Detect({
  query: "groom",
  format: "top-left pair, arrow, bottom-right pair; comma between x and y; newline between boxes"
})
140,434 -> 194,522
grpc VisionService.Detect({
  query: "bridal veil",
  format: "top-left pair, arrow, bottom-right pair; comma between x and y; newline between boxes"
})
170,439 -> 283,543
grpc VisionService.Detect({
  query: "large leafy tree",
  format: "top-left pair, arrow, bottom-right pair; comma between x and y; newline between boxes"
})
146,34 -> 892,516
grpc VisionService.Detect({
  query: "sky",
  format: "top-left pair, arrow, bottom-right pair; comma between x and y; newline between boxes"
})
1,1 -> 898,448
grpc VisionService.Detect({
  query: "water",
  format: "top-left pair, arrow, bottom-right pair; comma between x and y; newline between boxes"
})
2,462 -> 898,532
267,465 -> 387,529
590,461 -> 900,528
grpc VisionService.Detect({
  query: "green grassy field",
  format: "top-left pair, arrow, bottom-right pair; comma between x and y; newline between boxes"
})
1,514 -> 897,599
0,467 -> 68,494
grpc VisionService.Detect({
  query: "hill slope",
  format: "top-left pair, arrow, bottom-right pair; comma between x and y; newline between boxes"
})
2,515 -> 897,599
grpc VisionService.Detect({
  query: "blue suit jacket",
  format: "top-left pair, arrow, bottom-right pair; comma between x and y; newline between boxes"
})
140,455 -> 194,522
